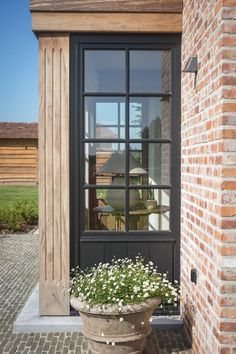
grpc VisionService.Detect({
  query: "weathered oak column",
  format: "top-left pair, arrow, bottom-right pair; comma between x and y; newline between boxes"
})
38,34 -> 70,315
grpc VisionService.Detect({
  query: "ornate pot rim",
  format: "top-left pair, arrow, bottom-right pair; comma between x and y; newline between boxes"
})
70,297 -> 161,315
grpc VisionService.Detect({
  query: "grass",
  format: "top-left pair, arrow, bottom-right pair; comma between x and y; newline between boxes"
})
0,186 -> 38,208
0,186 -> 38,232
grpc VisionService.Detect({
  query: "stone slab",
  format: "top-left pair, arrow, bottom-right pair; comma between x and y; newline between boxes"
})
13,286 -> 83,333
13,285 -> 183,333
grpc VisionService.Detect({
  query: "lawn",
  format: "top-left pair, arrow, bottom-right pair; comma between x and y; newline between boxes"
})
0,186 -> 38,232
0,185 -> 38,208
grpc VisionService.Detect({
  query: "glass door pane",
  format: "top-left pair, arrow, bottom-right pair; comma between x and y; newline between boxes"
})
84,142 -> 126,185
84,189 -> 126,231
84,50 -> 126,92
129,50 -> 170,93
129,189 -> 170,231
129,143 -> 170,185
129,97 -> 170,139
84,97 -> 125,139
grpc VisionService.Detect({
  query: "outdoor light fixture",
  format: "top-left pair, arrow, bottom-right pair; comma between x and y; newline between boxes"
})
183,56 -> 198,87
183,56 -> 198,73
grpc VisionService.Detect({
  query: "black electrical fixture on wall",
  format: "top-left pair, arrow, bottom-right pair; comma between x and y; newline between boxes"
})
183,56 -> 198,87
191,268 -> 197,285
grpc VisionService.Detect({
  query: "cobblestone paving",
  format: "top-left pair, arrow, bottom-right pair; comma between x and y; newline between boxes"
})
0,230 -> 192,353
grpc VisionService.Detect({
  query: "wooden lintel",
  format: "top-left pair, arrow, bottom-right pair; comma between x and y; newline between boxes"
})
32,12 -> 182,33
30,0 -> 183,13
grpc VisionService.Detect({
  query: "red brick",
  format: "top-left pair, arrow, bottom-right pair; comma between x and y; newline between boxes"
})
221,168 -> 236,177
222,181 -> 236,190
222,50 -> 236,59
223,0 -> 236,6
220,296 -> 236,307
221,233 -> 236,243
220,207 -> 236,217
221,104 -> 236,114
220,322 -> 236,331
222,90 -> 236,99
221,36 -> 236,46
221,307 -> 236,319
220,348 -> 231,354
222,22 -> 236,33
222,8 -> 236,20
221,76 -> 236,85
222,63 -> 236,74
219,269 -> 236,281
220,245 -> 236,255
221,219 -> 236,229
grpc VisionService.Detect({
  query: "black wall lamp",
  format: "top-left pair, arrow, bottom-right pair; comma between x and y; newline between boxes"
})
183,56 -> 198,87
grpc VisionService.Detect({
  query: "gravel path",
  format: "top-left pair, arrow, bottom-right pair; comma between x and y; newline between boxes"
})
0,230 -> 192,353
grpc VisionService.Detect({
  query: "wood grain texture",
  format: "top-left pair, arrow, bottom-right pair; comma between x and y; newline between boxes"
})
30,0 -> 183,13
0,140 -> 38,184
32,12 -> 182,33
38,34 -> 70,315
0,159 -> 36,164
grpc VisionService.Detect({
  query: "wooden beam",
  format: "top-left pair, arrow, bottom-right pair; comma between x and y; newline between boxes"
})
32,12 -> 182,33
38,34 -> 70,315
30,0 -> 183,13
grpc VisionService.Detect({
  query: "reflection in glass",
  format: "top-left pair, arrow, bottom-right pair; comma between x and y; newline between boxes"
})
129,97 -> 170,139
84,143 -> 125,185
84,189 -> 126,231
129,189 -> 170,231
85,50 -> 126,92
130,50 -> 170,92
129,143 -> 170,185
84,97 -> 125,139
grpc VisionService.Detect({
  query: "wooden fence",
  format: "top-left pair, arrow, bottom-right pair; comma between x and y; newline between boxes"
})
0,139 -> 38,185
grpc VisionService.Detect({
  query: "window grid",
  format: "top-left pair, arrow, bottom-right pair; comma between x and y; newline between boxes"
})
82,48 -> 172,232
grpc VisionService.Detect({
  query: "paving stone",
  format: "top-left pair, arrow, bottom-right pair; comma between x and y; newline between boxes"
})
69,341 -> 76,350
55,341 -> 63,351
0,230 -> 192,353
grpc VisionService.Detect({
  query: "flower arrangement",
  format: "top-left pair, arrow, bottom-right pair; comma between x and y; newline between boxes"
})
70,256 -> 179,310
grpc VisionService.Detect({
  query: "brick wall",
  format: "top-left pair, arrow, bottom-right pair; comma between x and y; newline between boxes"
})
181,0 -> 236,353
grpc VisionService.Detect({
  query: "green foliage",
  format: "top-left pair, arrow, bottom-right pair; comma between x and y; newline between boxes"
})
70,257 -> 179,308
0,201 -> 38,232
96,189 -> 107,200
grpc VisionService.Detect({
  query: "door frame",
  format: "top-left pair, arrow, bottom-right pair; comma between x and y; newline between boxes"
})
70,34 -> 181,280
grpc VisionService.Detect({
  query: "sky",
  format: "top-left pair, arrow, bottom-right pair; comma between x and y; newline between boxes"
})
0,0 -> 38,122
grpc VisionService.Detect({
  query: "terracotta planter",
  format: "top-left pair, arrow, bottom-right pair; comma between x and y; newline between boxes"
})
70,297 -> 161,354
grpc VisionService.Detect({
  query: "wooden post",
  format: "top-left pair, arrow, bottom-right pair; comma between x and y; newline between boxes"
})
38,34 -> 70,315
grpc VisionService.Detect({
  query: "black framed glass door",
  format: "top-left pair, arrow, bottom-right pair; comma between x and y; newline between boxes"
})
70,34 -> 181,282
